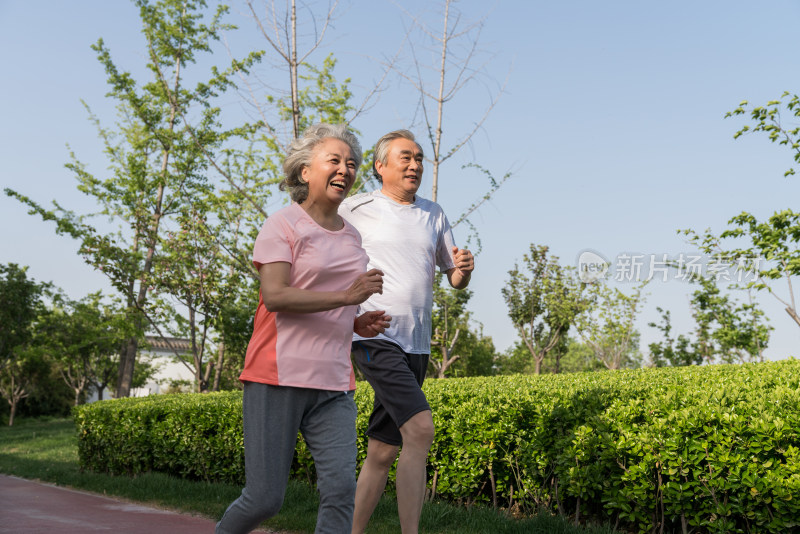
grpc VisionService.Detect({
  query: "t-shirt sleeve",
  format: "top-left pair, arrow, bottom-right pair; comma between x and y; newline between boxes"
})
252,214 -> 294,268
435,212 -> 457,272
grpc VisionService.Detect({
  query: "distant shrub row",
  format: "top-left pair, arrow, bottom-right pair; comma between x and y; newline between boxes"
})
74,359 -> 800,533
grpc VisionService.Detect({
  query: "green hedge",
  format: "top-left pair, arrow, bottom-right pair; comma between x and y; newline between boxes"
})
74,360 -> 800,533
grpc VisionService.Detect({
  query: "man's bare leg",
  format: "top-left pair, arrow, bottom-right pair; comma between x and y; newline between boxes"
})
351,410 -> 434,534
395,410 -> 434,534
352,438 -> 399,534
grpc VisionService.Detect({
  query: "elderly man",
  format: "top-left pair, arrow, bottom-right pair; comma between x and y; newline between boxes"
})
339,130 -> 474,534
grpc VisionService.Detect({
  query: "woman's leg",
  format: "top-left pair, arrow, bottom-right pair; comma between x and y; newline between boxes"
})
301,390 -> 358,534
216,383 -> 304,534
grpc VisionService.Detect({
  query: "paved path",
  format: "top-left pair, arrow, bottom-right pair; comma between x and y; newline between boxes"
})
0,474 -> 276,533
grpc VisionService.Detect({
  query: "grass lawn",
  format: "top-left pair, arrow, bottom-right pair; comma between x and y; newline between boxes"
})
0,417 -> 618,533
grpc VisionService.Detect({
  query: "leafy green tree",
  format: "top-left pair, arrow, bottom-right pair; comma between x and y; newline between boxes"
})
726,92 -> 800,178
575,281 -> 646,370
0,264 -> 52,425
501,244 -> 587,374
682,210 -> 800,332
690,276 -> 770,363
648,276 -> 771,366
647,307 -> 704,367
453,327 -> 497,377
494,341 -> 532,375
430,273 -> 473,378
147,205 -> 248,392
0,345 -> 49,426
5,0 -> 261,397
38,293 -> 138,405
430,281 -> 497,378
497,337 -> 605,375
675,93 -> 800,339
542,336 -> 606,374
0,264 -> 49,371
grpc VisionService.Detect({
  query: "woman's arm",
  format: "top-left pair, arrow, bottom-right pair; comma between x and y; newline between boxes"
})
259,262 -> 383,313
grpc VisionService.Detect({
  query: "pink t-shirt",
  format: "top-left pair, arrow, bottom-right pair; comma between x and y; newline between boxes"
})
240,203 -> 368,391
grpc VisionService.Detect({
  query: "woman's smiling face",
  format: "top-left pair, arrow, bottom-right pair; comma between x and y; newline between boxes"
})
301,138 -> 358,206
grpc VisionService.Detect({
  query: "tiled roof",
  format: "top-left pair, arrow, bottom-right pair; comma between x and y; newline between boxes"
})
144,336 -> 193,353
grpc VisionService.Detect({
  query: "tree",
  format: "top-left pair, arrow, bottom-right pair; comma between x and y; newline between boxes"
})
647,307 -> 704,367
429,274 -> 496,378
675,93 -> 800,338
0,264 -> 51,425
0,345 -> 48,426
0,264 -> 48,372
682,210 -> 800,334
690,276 -> 770,363
648,275 -> 771,366
726,92 -> 800,178
575,281 -> 646,370
244,0 -> 339,139
542,336 -> 606,374
5,0 -> 260,397
147,205 -> 243,392
397,0 -> 507,203
494,341 -> 530,375
429,273 -> 472,378
501,244 -> 587,374
238,1 -> 387,201
37,293 -> 137,405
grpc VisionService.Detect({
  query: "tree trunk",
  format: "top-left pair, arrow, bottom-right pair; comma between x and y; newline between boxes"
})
116,336 -> 139,398
212,340 -> 225,391
786,306 -> 800,328
289,0 -> 300,138
534,356 -> 542,375
8,400 -> 16,426
430,0 -> 451,203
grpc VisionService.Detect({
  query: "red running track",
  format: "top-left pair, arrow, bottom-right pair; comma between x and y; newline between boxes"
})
0,474 -> 278,533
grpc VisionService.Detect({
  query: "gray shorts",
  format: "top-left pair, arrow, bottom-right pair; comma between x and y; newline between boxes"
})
352,339 -> 430,446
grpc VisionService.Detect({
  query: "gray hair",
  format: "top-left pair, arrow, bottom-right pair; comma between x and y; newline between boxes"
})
281,123 -> 363,203
372,129 -> 423,183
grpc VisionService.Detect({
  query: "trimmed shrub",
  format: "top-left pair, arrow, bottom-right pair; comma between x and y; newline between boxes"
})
74,360 -> 800,533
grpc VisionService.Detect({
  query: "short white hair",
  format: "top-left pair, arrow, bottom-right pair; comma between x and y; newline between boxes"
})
280,123 -> 363,203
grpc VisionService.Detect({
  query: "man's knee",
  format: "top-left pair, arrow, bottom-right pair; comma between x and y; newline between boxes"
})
399,410 -> 434,449
366,439 -> 401,471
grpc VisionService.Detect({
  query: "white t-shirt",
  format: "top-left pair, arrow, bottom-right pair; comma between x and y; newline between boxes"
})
339,190 -> 457,353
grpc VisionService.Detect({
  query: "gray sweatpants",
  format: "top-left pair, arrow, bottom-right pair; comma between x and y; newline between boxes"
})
216,382 -> 357,534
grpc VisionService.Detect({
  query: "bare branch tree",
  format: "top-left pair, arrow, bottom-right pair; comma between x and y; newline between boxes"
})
246,0 -> 337,139
239,0 -> 398,146
397,0 -> 509,204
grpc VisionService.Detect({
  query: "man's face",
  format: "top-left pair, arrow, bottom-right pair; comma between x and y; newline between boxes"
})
376,138 -> 423,202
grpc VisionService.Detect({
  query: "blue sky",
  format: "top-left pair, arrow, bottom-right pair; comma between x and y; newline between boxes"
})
2,0 -> 800,360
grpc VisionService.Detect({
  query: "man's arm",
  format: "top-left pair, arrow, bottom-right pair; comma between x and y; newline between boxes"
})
445,246 -> 474,290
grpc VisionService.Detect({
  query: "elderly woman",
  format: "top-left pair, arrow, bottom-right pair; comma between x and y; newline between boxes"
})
217,123 -> 390,534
